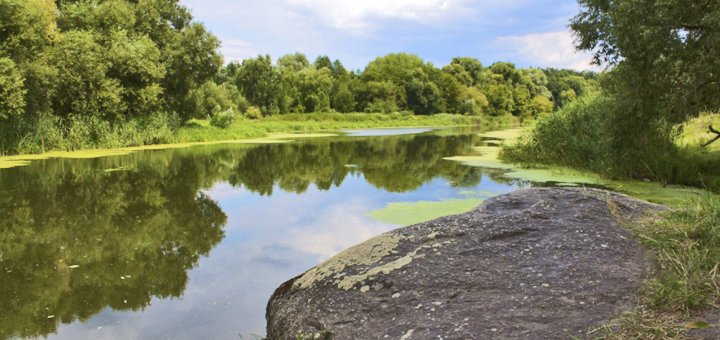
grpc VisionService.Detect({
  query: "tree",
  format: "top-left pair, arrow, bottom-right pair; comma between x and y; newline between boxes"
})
332,81 -> 355,113
571,0 -> 720,145
277,53 -> 310,72
187,81 -> 245,119
232,55 -> 279,114
163,23 -> 223,119
446,57 -> 484,86
527,95 -> 554,118
0,58 -> 26,120
314,55 -> 333,70
292,67 -> 333,112
50,30 -> 124,119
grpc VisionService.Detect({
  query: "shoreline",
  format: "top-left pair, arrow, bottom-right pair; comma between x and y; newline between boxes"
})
0,113 -> 513,169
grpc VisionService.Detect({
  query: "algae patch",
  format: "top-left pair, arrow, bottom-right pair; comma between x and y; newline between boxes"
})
0,160 -> 31,169
444,128 -> 712,207
504,167 -> 604,185
478,128 -> 524,141
0,135 -> 302,170
367,198 -> 485,226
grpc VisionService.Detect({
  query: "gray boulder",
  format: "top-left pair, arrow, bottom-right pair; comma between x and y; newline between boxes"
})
266,188 -> 662,339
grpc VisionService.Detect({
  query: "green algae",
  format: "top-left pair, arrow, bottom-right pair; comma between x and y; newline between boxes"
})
443,146 -> 515,169
0,160 -> 31,169
443,127 -> 716,207
504,167 -> 604,185
367,198 -> 485,226
606,181 -> 709,207
0,134 -> 339,170
478,128 -> 524,141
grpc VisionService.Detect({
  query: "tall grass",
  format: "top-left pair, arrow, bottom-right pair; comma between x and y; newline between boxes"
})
0,112 -> 503,156
641,197 -> 720,311
0,113 -> 178,155
500,94 -> 720,191
500,94 -> 614,173
597,197 -> 720,338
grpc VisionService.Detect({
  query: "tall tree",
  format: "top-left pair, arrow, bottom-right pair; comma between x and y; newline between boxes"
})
571,0 -> 720,144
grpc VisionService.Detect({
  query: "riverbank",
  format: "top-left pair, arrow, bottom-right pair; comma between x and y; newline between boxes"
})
487,117 -> 720,336
0,113 -> 515,169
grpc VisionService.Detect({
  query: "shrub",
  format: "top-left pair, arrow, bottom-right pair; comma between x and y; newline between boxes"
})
245,106 -> 262,120
210,108 -> 235,128
500,93 -> 614,173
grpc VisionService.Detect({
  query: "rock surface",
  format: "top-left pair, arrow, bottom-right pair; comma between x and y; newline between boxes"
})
266,188 -> 663,339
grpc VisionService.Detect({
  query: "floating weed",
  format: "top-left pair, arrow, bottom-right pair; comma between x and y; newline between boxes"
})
367,198 -> 485,226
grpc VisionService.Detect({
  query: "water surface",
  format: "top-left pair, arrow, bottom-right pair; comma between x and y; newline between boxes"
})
0,128 -> 526,339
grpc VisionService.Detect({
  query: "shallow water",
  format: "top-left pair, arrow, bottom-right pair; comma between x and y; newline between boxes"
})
0,128 -> 524,339
340,127 -> 434,137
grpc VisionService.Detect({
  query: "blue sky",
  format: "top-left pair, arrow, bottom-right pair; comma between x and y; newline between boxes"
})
181,0 -> 596,71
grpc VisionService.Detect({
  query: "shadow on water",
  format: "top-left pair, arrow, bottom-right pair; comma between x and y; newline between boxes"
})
0,128 -> 520,338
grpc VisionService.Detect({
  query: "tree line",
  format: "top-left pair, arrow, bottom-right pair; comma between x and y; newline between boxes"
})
223,53 -> 597,118
0,0 -> 598,154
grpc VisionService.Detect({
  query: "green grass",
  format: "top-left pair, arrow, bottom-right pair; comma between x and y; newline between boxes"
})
0,112 -> 501,156
640,198 -> 720,311
500,95 -> 720,192
500,96 -> 720,337
596,197 -> 720,338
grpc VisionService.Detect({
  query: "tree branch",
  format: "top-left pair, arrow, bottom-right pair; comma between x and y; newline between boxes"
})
702,125 -> 720,147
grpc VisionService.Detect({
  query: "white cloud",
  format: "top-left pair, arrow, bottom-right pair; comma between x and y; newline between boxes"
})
219,38 -> 259,63
287,0 -> 461,32
498,30 -> 600,71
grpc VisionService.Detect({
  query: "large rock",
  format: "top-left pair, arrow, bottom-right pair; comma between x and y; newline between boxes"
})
266,188 -> 662,339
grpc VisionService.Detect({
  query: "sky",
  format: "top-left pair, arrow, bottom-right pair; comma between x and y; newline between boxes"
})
180,0 -> 596,71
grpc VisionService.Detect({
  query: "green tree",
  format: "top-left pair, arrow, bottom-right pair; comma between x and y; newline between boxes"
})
50,30 -> 124,119
187,81 -> 246,119
277,53 -> 310,72
163,23 -> 223,119
571,0 -> 720,144
332,81 -> 356,112
232,55 -> 279,115
314,55 -> 333,70
0,58 -> 26,120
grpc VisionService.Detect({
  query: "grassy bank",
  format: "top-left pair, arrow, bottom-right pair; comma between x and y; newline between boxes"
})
500,95 -> 720,191
498,96 -> 720,337
0,112 -> 511,157
599,196 -> 720,338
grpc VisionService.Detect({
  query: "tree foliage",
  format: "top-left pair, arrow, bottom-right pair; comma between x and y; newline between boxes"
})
0,0 -> 597,154
571,0 -> 720,143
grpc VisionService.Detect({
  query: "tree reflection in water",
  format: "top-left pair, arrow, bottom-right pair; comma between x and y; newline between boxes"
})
0,131 -> 510,338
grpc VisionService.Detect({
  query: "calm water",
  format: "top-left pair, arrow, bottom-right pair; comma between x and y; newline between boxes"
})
0,128 -> 526,339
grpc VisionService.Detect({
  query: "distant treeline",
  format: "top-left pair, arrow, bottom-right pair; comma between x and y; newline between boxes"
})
0,0 -> 597,154
223,54 -> 598,118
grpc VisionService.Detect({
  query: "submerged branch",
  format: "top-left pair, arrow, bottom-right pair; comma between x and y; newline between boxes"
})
702,125 -> 720,147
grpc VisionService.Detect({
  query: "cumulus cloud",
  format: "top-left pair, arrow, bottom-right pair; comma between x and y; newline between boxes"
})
498,30 -> 599,71
219,38 -> 259,63
286,0 -> 460,31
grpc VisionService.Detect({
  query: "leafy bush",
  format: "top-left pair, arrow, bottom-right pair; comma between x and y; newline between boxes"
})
210,108 -> 235,128
500,93 -> 614,173
245,106 -> 262,120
